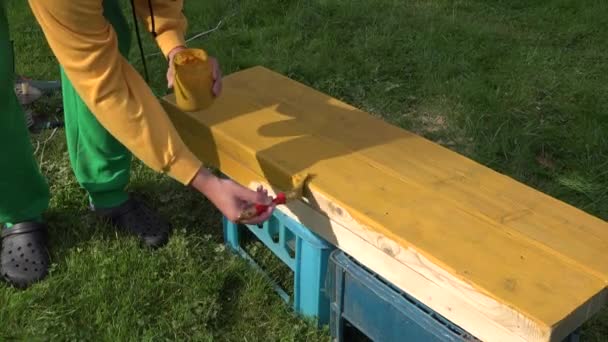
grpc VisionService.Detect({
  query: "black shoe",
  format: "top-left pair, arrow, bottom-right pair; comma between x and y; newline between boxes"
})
1,222 -> 50,289
92,195 -> 172,249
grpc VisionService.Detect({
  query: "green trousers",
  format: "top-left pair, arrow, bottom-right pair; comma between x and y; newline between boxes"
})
0,1 -> 132,225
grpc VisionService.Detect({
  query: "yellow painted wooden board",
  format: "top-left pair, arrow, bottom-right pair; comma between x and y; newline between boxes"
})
161,66 -> 608,342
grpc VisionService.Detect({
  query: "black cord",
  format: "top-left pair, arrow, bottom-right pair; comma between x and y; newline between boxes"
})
10,40 -> 15,75
129,0 -> 150,83
147,0 -> 157,37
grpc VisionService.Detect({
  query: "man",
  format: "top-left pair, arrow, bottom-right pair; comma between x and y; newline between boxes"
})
0,0 -> 275,289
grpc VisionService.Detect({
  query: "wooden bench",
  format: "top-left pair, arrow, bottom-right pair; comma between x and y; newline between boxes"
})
161,66 -> 608,342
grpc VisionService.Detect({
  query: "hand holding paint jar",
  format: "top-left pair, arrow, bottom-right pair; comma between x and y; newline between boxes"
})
172,48 -> 221,112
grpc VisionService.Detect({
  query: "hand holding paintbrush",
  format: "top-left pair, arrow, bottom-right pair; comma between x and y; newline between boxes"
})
237,174 -> 312,222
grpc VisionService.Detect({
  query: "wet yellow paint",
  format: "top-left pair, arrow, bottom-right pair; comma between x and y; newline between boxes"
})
162,66 -> 608,338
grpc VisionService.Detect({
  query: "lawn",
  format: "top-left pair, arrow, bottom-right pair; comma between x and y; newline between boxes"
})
2,0 -> 608,340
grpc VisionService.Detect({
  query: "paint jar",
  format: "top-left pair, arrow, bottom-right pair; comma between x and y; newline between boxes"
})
173,48 -> 215,112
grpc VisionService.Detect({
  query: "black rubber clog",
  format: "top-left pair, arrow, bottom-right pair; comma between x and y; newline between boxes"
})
1,222 -> 50,289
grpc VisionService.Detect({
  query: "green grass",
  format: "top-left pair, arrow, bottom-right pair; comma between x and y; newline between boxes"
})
3,0 -> 608,340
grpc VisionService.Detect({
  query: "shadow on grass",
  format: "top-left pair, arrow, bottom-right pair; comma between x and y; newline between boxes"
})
14,169 -> 226,288
42,204 -> 118,256
127,174 -> 225,244
211,272 -> 246,329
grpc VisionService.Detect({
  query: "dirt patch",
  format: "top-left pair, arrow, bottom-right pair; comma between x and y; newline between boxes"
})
404,97 -> 474,155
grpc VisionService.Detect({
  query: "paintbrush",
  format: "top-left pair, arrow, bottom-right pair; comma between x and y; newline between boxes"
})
237,173 -> 312,222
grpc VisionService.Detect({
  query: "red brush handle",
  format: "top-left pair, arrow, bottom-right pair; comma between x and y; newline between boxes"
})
238,193 -> 288,221
251,192 -> 287,215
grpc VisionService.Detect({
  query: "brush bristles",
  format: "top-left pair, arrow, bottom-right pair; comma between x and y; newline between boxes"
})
284,173 -> 312,200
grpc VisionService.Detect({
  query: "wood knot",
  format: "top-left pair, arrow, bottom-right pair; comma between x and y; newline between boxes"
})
377,237 -> 400,257
504,278 -> 517,292
500,209 -> 532,224
327,202 -> 343,216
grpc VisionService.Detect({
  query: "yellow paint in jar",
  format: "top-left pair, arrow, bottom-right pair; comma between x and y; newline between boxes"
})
173,48 -> 215,111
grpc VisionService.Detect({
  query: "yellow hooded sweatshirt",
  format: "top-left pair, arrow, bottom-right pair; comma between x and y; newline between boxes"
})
28,0 -> 203,185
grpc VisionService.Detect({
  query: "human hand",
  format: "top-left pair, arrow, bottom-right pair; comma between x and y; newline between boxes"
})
190,168 -> 274,225
208,56 -> 222,97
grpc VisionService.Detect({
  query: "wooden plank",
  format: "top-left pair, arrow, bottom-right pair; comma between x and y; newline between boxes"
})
221,67 -> 608,283
161,66 -> 608,342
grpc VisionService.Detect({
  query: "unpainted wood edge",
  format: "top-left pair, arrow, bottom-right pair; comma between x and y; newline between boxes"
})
303,186 -> 608,342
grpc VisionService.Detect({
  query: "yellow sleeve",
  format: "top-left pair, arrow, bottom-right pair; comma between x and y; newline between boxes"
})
134,0 -> 188,58
28,0 -> 202,185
